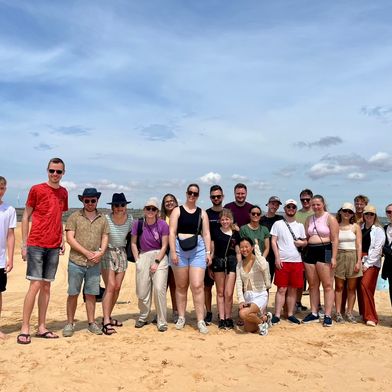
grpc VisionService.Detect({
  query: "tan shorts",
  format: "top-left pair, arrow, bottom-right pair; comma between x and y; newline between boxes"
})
101,247 -> 128,273
335,250 -> 362,280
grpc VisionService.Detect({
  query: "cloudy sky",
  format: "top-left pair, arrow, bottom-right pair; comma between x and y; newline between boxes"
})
1,0 -> 391,212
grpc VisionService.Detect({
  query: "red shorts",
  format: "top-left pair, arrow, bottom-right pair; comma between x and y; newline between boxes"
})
274,262 -> 304,288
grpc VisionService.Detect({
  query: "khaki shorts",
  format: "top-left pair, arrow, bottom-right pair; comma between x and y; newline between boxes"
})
101,247 -> 128,273
335,250 -> 363,280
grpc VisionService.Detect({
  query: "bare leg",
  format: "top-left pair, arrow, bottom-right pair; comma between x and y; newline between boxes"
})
102,268 -> 115,325
37,281 -> 51,334
304,264 -> 320,314
274,286 -> 287,317
0,293 -> 5,339
189,267 -> 206,322
66,295 -> 78,324
20,280 -> 43,335
214,272 -> 225,319
286,287 -> 297,317
347,278 -> 358,315
224,273 -> 236,319
172,267 -> 189,317
85,294 -> 97,324
316,262 -> 334,316
335,277 -> 345,314
239,304 -> 263,332
167,267 -> 178,312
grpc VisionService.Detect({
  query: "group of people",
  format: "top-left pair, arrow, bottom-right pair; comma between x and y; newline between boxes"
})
0,158 -> 391,344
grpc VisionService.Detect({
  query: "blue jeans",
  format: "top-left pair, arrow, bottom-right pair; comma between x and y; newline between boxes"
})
26,246 -> 60,282
67,260 -> 101,295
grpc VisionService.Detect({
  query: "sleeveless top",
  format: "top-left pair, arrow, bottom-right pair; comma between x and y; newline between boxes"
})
338,225 -> 356,250
177,206 -> 202,235
307,212 -> 330,238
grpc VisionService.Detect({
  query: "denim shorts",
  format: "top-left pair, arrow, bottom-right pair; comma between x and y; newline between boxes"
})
171,236 -> 207,269
67,260 -> 101,296
26,246 -> 60,282
0,268 -> 7,292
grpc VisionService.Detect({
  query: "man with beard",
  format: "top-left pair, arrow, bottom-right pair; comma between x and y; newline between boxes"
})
224,183 -> 253,229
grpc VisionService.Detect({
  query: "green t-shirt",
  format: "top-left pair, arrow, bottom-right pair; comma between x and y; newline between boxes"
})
295,210 -> 314,225
239,224 -> 270,252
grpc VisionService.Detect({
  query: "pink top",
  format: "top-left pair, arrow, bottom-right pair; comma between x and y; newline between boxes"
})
307,212 -> 330,238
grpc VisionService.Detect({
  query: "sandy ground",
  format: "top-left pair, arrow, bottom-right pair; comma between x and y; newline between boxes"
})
1,225 -> 392,392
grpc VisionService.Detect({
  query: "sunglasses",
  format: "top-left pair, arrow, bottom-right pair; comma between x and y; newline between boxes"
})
300,198 -> 311,202
285,205 -> 297,210
145,206 -> 158,212
342,209 -> 354,214
364,212 -> 375,216
250,212 -> 261,216
210,195 -> 222,200
48,169 -> 63,174
113,203 -> 126,208
187,191 -> 199,197
83,198 -> 97,204
386,210 -> 392,215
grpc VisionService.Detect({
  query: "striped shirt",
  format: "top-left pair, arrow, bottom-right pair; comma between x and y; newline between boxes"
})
106,213 -> 133,248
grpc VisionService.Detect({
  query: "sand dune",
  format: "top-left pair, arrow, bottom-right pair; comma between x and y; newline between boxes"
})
1,224 -> 391,392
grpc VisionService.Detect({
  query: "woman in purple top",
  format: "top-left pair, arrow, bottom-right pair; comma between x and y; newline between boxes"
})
131,198 -> 169,332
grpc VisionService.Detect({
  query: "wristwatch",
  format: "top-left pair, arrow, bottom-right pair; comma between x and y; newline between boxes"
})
154,259 -> 161,264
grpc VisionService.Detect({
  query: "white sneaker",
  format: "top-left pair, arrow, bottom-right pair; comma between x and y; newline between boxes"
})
266,312 -> 273,328
258,322 -> 269,336
175,316 -> 186,330
197,320 -> 209,334
366,320 -> 376,327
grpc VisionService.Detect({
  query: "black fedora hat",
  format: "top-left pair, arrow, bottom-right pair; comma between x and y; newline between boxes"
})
107,193 -> 131,205
78,188 -> 102,202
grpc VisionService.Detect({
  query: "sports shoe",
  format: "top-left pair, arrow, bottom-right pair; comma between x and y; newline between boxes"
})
258,322 -> 269,336
346,313 -> 357,323
288,315 -> 301,325
323,315 -> 333,327
197,320 -> 209,334
62,323 -> 75,337
225,318 -> 234,329
271,315 -> 281,325
135,319 -> 148,328
172,311 -> 179,324
366,320 -> 376,327
296,302 -> 308,312
266,312 -> 273,328
88,322 -> 103,335
204,311 -> 213,325
175,316 -> 186,330
157,324 -> 168,332
302,313 -> 320,324
218,319 -> 226,329
335,313 -> 345,323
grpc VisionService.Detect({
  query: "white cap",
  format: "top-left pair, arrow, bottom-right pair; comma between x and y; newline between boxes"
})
284,199 -> 297,207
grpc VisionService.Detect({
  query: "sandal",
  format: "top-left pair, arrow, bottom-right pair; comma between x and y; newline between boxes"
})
102,323 -> 116,335
17,333 -> 31,345
110,318 -> 123,327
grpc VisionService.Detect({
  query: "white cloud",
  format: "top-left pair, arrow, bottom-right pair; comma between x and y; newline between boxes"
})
249,181 -> 272,190
200,172 -> 221,185
308,162 -> 347,179
85,179 -> 132,192
61,181 -> 78,191
347,172 -> 366,181
368,152 -> 392,171
232,174 -> 248,182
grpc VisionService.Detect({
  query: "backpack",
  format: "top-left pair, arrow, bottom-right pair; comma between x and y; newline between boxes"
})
126,218 -> 144,262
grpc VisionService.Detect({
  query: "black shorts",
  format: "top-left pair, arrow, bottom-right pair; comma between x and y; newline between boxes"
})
0,268 -> 7,292
304,243 -> 332,265
204,268 -> 214,287
212,255 -> 237,274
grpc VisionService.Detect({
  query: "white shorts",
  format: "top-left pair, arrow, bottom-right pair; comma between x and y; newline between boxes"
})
244,290 -> 268,312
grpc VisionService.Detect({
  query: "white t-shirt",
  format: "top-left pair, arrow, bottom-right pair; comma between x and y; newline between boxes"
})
270,219 -> 305,263
0,202 -> 17,268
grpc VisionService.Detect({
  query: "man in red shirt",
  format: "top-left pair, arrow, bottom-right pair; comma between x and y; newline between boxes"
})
17,158 -> 68,344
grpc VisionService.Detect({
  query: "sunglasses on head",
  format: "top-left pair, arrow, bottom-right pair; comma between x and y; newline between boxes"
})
48,169 -> 63,174
210,195 -> 222,200
187,191 -> 199,197
342,209 -> 354,214
83,198 -> 97,204
145,206 -> 158,212
300,198 -> 311,202
285,205 -> 297,210
386,210 -> 392,215
364,212 -> 375,216
113,203 -> 126,208
251,212 -> 261,216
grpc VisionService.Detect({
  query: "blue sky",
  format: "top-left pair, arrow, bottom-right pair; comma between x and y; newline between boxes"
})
1,0 -> 391,212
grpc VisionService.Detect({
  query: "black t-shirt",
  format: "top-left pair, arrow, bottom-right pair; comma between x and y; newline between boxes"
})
260,214 -> 284,231
362,226 -> 372,254
212,228 -> 240,258
206,207 -> 221,234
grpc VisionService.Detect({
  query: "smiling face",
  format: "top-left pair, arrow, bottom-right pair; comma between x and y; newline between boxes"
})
239,239 -> 254,258
311,197 -> 325,214
82,197 -> 98,212
284,203 -> 297,217
220,215 -> 232,230
164,195 -> 177,213
234,187 -> 247,205
210,190 -> 223,206
249,207 -> 262,223
186,185 -> 200,203
47,162 -> 65,187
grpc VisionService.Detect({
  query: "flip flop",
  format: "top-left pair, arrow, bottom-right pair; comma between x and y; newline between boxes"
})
102,323 -> 117,336
110,318 -> 123,327
35,331 -> 59,339
17,333 -> 31,345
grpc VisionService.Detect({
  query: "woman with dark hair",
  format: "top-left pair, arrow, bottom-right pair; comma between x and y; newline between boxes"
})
302,195 -> 339,327
334,202 -> 362,323
239,205 -> 270,257
160,193 -> 179,323
236,237 -> 272,335
382,203 -> 392,308
101,193 -> 133,335
358,205 -> 385,326
211,209 -> 241,329
169,184 -> 212,334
